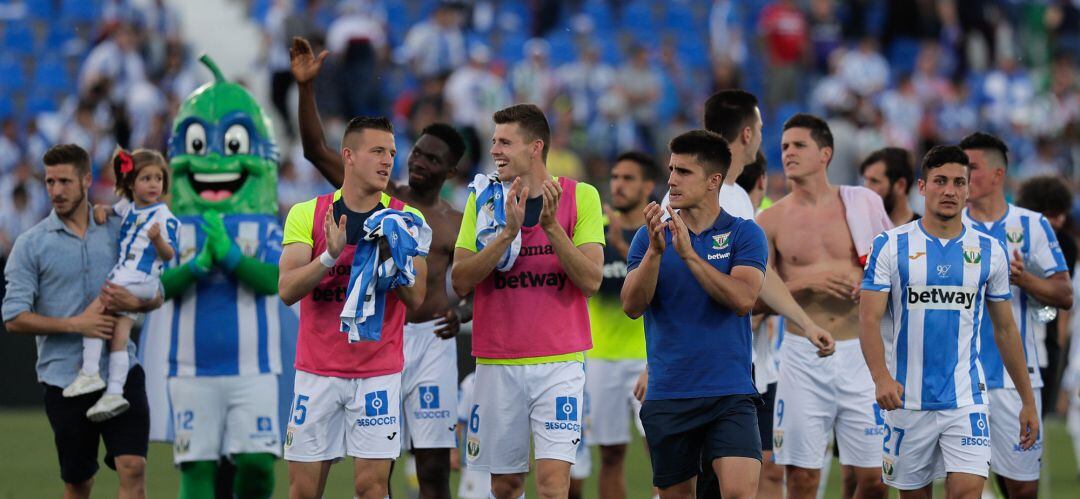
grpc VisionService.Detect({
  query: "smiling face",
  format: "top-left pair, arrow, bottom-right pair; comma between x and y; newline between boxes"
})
919,163 -> 969,221
491,123 -> 541,181
344,128 -> 396,192
168,76 -> 278,216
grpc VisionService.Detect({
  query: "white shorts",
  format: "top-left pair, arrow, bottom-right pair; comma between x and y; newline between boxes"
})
584,358 -> 645,446
988,388 -> 1043,481
880,404 -> 991,490
168,374 -> 281,464
458,465 -> 491,499
773,335 -> 882,469
465,362 -> 585,474
570,382 -> 592,480
107,267 -> 159,320
284,370 -> 402,462
401,320 -> 458,450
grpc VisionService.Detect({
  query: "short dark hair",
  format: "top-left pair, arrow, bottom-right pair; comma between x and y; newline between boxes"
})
614,151 -> 658,181
493,104 -> 551,161
43,143 -> 91,177
958,131 -> 1009,168
860,147 -> 915,193
343,116 -> 394,144
782,113 -> 833,151
703,89 -> 759,142
1016,175 -> 1073,216
921,145 -> 969,176
669,129 -> 732,177
420,123 -> 466,166
736,151 -> 767,193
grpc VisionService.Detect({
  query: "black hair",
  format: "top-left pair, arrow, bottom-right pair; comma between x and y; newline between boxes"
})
703,90 -> 759,143
782,113 -> 834,151
735,151 -> 767,193
1016,176 -> 1073,217
669,130 -> 732,177
921,145 -> 969,176
958,131 -> 1009,168
420,123 -> 466,166
860,147 -> 915,193
613,151 -> 659,181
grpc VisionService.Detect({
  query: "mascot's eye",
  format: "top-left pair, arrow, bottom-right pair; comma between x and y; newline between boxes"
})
185,123 -> 207,155
224,124 -> 250,156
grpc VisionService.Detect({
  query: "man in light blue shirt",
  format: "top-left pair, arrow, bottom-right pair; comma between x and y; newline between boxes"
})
3,144 -> 161,499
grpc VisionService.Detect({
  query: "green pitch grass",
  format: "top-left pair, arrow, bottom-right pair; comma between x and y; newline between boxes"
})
1,409 -> 1077,498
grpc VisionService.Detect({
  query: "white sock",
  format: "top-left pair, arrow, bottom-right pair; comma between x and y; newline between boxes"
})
81,337 -> 103,375
106,351 -> 129,395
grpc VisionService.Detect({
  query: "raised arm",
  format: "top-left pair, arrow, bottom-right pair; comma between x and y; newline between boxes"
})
291,36 -> 344,188
278,211 -> 347,306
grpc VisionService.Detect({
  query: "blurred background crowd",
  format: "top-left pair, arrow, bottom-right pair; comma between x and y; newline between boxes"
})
0,0 -> 1078,294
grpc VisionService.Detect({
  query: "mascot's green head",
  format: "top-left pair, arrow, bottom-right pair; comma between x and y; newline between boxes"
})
169,55 -> 278,216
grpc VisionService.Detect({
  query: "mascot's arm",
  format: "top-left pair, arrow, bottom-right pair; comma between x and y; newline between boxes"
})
204,212 -> 279,295
161,244 -> 214,300
232,255 -> 279,295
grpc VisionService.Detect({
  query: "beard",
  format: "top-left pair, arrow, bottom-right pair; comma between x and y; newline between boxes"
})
53,186 -> 87,218
882,189 -> 896,214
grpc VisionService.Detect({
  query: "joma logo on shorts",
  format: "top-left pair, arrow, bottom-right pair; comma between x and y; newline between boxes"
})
906,286 -> 976,310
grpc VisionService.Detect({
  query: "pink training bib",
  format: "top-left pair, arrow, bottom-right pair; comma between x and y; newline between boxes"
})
295,193 -> 407,378
471,177 -> 593,358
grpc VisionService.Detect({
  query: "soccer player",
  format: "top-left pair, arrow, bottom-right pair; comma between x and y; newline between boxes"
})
291,36 -> 468,499
756,114 -> 890,499
623,129 -> 766,499
959,132 -> 1073,498
451,103 -> 604,499
278,116 -> 428,499
588,151 -> 656,499
860,147 -> 921,227
860,145 -> 1039,498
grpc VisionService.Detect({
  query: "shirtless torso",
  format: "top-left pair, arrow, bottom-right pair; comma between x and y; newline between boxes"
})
757,187 -> 863,341
388,185 -> 463,322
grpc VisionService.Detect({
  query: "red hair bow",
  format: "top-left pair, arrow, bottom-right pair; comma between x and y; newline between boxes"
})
118,151 -> 133,174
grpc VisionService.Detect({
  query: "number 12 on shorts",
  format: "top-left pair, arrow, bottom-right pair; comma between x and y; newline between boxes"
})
882,424 -> 905,456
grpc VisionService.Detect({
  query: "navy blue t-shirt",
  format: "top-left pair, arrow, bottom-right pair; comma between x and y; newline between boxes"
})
626,210 -> 768,400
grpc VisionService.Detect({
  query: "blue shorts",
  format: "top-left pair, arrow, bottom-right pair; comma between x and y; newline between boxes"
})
640,394 -> 762,488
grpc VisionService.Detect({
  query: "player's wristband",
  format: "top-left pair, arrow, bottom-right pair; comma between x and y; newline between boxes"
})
318,251 -> 336,268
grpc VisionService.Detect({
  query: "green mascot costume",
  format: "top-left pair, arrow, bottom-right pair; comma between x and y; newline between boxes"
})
138,55 -> 299,498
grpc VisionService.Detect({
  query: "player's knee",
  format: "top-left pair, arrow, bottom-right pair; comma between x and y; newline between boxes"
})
854,473 -> 888,498
786,467 -> 820,493
599,444 -> 627,467
353,477 -> 388,499
114,456 -> 146,482
491,473 -> 527,498
720,482 -> 757,499
64,478 -> 94,498
1006,479 -> 1039,499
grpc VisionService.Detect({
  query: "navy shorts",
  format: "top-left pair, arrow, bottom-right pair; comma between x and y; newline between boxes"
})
758,382 -> 777,452
641,394 -> 762,488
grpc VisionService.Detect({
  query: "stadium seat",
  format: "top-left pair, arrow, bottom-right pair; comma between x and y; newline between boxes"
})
3,22 -> 36,55
27,0 -> 56,20
32,57 -> 72,94
60,0 -> 100,24
25,90 -> 57,116
0,55 -> 26,91
0,94 -> 13,120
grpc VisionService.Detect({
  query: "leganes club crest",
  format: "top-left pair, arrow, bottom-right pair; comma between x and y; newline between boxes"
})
712,232 -> 731,250
963,246 -> 982,264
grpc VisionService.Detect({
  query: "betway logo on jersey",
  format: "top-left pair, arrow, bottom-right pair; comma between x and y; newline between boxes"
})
493,271 -> 568,290
906,285 -> 977,310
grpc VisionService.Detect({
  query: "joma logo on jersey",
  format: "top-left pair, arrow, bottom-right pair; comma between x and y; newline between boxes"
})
963,247 -> 982,264
1006,228 -> 1024,244
713,232 -> 731,250
906,286 -> 976,310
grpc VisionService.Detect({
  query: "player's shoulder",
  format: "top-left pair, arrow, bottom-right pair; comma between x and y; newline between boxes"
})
570,179 -> 601,203
883,220 -> 920,238
1007,203 -> 1042,220
754,195 -> 791,228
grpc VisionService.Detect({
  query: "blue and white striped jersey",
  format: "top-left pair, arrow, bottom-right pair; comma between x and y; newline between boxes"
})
964,205 -> 1069,390
114,202 -> 180,279
863,221 -> 1012,410
149,214 -> 285,377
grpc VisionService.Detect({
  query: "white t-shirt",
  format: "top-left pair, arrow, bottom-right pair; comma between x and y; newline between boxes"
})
661,182 -> 755,220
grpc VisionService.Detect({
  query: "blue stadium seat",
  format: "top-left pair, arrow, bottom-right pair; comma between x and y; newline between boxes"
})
44,22 -> 77,51
3,22 -> 36,55
0,94 -> 13,120
25,90 -> 58,116
0,56 -> 25,91
27,0 -> 57,20
32,57 -> 72,94
60,0 -> 100,24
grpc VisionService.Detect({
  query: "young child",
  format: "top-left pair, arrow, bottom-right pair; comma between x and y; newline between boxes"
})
64,148 -> 178,422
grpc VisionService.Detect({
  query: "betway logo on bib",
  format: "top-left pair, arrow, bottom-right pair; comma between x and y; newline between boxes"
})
906,285 -> 977,310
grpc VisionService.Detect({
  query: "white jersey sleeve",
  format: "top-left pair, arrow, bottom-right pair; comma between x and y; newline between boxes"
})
862,232 -> 894,292
987,240 -> 1012,302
